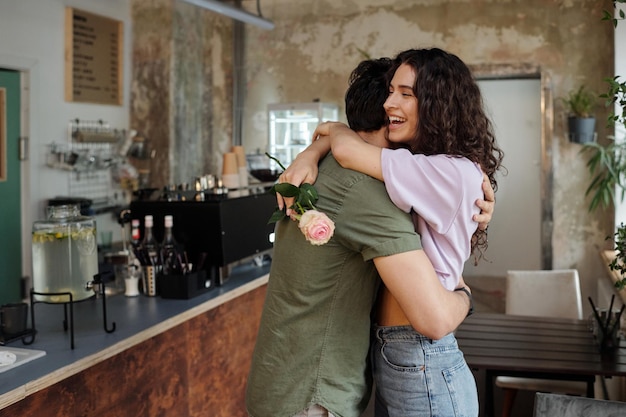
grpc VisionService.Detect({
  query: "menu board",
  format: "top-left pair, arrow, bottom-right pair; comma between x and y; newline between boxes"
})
64,7 -> 123,105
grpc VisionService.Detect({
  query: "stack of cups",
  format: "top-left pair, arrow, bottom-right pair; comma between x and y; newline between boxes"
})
222,152 -> 241,197
232,145 -> 249,196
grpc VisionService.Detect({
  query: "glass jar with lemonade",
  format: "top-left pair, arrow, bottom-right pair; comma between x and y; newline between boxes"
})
31,204 -> 98,303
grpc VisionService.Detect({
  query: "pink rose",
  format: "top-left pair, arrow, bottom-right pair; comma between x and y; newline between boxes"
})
298,210 -> 335,245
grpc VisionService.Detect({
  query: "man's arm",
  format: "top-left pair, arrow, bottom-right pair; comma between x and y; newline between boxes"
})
374,250 -> 471,339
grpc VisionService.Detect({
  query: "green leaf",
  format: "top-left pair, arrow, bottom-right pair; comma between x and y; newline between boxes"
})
611,223 -> 626,290
263,155 -> 325,222
270,183 -> 301,197
297,183 -> 319,209
300,183 -> 318,199
268,209 -> 287,224
581,137 -> 626,212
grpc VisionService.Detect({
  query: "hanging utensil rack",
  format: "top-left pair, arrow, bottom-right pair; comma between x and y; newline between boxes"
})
46,119 -> 126,172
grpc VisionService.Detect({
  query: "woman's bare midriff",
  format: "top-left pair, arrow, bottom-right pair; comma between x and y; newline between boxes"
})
375,285 -> 411,326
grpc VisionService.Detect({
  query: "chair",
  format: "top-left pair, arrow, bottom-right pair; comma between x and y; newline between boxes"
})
534,392 -> 626,417
495,269 -> 587,417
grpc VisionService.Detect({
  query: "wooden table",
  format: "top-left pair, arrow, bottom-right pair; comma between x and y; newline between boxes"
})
455,312 -> 626,417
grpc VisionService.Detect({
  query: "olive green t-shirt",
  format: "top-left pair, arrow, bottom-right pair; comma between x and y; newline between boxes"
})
246,155 -> 422,417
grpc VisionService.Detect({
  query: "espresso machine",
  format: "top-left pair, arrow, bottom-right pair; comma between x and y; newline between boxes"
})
129,191 -> 276,288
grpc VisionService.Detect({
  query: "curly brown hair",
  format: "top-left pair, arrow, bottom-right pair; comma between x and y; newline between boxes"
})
389,48 -> 505,263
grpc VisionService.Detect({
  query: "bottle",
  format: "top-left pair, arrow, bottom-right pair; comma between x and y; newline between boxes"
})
130,219 -> 141,249
161,215 -> 181,275
141,215 -> 159,266
129,218 -> 143,262
141,215 -> 160,296
125,219 -> 143,297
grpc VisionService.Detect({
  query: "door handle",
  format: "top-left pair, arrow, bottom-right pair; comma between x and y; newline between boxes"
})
19,136 -> 28,160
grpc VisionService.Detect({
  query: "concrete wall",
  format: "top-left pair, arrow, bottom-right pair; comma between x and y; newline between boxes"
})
236,0 -> 616,313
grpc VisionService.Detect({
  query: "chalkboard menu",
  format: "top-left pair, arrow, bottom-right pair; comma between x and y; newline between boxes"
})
64,7 -> 123,105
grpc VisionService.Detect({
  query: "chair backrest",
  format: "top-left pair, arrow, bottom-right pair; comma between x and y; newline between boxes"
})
534,392 -> 626,417
505,269 -> 583,320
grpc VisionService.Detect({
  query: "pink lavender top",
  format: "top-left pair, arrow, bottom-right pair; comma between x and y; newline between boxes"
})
381,148 -> 484,291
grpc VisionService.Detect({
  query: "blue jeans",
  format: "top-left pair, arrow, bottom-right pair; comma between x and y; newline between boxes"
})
372,325 -> 479,417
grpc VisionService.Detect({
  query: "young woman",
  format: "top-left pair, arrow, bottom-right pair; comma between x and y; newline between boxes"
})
280,48 -> 504,417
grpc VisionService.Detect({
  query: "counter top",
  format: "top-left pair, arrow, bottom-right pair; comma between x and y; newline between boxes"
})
0,262 -> 270,410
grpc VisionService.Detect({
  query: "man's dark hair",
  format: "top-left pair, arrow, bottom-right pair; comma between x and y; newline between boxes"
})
344,58 -> 392,132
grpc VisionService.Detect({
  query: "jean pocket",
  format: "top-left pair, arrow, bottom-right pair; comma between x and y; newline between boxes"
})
442,359 -> 479,417
378,340 -> 425,371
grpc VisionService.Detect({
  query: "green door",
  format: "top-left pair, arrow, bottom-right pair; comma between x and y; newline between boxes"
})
0,69 -> 22,305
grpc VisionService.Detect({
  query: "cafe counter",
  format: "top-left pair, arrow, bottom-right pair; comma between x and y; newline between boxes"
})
0,261 -> 270,417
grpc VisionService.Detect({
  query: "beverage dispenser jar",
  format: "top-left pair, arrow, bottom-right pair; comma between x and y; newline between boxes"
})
31,204 -> 98,302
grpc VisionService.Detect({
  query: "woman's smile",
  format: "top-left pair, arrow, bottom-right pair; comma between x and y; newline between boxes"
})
384,63 -> 419,143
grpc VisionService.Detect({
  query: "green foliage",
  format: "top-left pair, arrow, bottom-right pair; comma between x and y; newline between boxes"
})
601,1 -> 626,291
582,2 -> 626,213
561,85 -> 597,118
601,76 -> 626,127
268,182 -> 319,223
609,222 -> 626,290
600,1 -> 626,127
602,1 -> 626,28
581,137 -> 626,211
264,152 -> 321,223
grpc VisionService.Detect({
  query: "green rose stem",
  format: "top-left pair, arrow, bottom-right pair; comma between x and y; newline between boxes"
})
265,152 -> 287,171
266,153 -> 320,223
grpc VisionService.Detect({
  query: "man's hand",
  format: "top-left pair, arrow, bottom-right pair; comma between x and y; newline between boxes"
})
473,173 -> 495,231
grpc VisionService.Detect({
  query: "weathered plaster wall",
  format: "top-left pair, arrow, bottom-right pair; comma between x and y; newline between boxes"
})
129,0 -> 616,308
238,0 -> 615,306
131,0 -> 173,188
131,0 -> 234,187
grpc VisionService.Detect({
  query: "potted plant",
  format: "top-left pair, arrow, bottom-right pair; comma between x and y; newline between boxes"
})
578,4 -> 626,357
581,136 -> 626,212
562,85 -> 598,143
581,4 -> 626,213
607,222 -> 626,289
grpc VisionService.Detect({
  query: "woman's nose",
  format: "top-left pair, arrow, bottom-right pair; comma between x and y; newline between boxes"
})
383,95 -> 395,111
384,90 -> 403,110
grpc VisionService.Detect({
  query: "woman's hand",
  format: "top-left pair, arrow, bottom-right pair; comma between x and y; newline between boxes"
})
311,121 -> 349,142
473,173 -> 495,230
276,150 -> 321,217
274,123 -> 344,216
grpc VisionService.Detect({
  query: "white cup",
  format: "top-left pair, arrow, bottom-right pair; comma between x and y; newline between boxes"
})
125,277 -> 140,297
125,262 -> 142,297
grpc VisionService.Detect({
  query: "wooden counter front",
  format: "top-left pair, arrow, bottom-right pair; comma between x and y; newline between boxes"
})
0,270 -> 268,417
